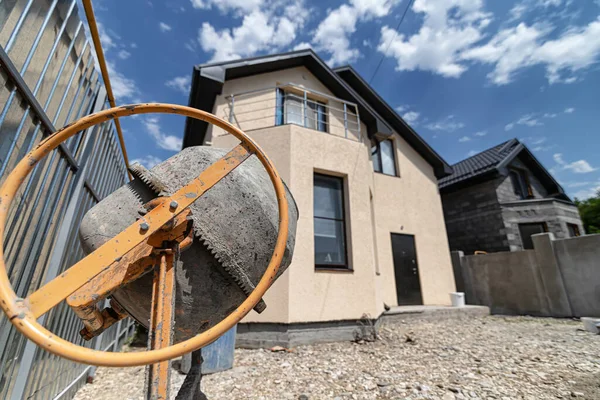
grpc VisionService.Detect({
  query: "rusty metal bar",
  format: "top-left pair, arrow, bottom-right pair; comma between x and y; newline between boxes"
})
81,0 -> 132,179
146,252 -> 176,400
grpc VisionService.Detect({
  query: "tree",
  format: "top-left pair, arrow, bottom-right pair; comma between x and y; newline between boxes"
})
574,189 -> 600,234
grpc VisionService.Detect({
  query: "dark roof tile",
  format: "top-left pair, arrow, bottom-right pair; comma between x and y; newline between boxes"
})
439,139 -> 519,188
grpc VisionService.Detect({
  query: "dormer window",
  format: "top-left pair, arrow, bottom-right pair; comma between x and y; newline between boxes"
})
509,168 -> 533,199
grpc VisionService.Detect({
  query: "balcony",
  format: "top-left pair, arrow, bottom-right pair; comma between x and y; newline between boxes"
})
222,83 -> 362,142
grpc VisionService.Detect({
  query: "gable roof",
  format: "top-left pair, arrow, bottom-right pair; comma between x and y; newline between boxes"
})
439,138 -> 569,200
182,49 -> 452,179
439,139 -> 521,188
333,65 -> 453,178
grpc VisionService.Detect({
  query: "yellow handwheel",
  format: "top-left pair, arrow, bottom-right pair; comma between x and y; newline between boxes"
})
0,103 -> 289,367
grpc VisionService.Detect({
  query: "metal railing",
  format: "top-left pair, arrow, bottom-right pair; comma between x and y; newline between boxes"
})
0,2 -> 132,399
225,83 -> 362,140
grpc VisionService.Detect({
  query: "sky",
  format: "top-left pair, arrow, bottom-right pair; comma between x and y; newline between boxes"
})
91,0 -> 600,199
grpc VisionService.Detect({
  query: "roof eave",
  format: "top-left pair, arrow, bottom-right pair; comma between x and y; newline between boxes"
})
333,65 -> 452,179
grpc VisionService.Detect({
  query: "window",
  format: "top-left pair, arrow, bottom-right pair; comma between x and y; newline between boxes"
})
518,222 -> 548,249
275,88 -> 327,132
567,223 -> 581,237
509,168 -> 532,199
371,140 -> 397,176
314,174 -> 348,269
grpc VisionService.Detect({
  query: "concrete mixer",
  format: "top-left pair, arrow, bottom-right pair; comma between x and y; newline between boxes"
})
0,104 -> 298,399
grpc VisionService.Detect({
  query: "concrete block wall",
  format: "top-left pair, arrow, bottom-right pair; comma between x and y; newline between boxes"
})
442,177 -> 508,255
496,158 -> 548,203
501,199 -> 584,250
451,232 -> 600,318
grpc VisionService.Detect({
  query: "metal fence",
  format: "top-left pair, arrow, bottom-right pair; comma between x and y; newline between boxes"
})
0,1 -> 133,399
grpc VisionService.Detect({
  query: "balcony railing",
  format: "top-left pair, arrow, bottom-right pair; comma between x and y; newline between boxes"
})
223,83 -> 362,141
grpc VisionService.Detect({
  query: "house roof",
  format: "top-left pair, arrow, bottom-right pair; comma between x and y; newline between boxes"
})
439,139 -> 521,188
333,65 -> 453,177
183,49 -> 452,179
439,138 -> 569,201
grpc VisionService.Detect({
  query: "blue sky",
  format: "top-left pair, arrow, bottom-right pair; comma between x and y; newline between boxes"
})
91,0 -> 600,199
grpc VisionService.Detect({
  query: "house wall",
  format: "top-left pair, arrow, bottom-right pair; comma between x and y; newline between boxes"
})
373,135 -> 455,307
441,177 -> 508,255
209,66 -> 455,323
206,66 -> 361,145
442,155 -> 584,253
496,157 -> 548,202
501,199 -> 584,250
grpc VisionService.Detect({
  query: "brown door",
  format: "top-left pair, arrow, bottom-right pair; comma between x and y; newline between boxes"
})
391,233 -> 423,306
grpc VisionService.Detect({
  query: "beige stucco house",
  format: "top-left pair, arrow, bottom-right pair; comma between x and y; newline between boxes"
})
183,50 -> 456,346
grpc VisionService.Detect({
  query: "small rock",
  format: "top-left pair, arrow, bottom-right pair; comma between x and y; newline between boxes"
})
449,387 -> 461,393
298,395 -> 309,400
443,393 -> 456,400
271,345 -> 287,352
377,381 -> 391,387
570,392 -> 584,398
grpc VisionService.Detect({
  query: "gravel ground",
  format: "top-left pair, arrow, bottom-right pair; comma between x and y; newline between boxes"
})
74,316 -> 600,400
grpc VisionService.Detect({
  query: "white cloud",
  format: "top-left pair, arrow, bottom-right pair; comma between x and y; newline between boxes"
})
131,155 -> 162,169
377,0 -> 492,78
118,49 -> 131,60
464,17 -> 600,84
97,22 -> 116,51
293,42 -> 312,51
564,160 -> 598,174
144,117 -> 182,151
467,149 -> 480,157
474,130 -> 487,136
564,107 -> 575,113
566,181 -> 593,188
403,111 -> 420,124
553,153 -> 597,174
313,0 -> 400,65
199,1 -> 308,63
531,136 -> 546,145
425,115 -> 465,132
542,112 -> 556,118
191,0 -> 264,13
553,152 -> 565,165
363,39 -> 372,48
573,184 -> 600,200
505,114 -> 543,131
375,0 -> 600,85
395,105 -> 407,113
532,144 -> 555,152
165,75 -> 191,95
459,136 -> 471,142
107,62 -> 139,100
159,22 -> 172,32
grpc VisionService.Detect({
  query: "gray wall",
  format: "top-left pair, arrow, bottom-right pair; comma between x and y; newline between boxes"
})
496,157 -> 548,202
453,233 -> 600,318
441,155 -> 584,255
442,177 -> 508,255
501,199 -> 584,251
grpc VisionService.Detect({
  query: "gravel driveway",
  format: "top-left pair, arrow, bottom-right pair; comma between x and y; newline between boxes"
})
74,316 -> 600,399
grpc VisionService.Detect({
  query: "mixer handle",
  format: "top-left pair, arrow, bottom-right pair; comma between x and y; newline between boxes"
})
0,103 -> 289,367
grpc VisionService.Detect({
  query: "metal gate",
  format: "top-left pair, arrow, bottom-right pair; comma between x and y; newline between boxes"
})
0,1 -> 133,398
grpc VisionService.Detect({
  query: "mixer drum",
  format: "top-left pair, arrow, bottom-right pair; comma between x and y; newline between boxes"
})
79,146 -> 298,342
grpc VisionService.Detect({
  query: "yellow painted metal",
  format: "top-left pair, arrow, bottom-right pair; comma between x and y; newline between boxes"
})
81,0 -> 131,179
0,103 -> 290,367
28,144 -> 250,318
147,252 -> 176,399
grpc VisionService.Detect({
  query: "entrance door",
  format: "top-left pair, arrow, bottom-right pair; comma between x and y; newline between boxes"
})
391,233 -> 422,305
518,222 -> 548,249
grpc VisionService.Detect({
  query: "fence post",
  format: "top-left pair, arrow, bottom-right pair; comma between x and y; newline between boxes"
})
531,233 -> 573,317
303,91 -> 307,128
